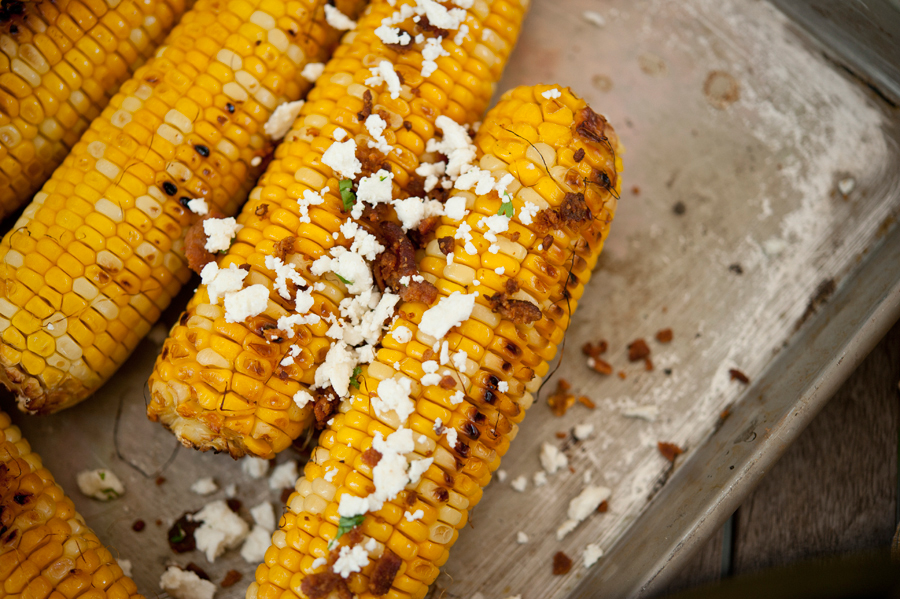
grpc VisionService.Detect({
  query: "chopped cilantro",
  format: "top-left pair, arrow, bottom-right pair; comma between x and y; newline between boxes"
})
102,488 -> 121,499
350,366 -> 362,389
334,514 -> 366,543
99,471 -> 106,480
336,273 -> 352,286
498,200 -> 514,218
169,526 -> 186,544
339,178 -> 356,211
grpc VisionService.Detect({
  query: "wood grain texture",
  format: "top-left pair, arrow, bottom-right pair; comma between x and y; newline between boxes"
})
658,528 -> 725,595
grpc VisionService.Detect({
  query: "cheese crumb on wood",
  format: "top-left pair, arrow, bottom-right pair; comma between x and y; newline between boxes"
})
540,442 -> 568,474
76,469 -> 124,501
190,477 -> 218,496
189,500 -> 250,562
269,461 -> 299,490
159,566 -> 216,599
583,543 -> 604,568
510,475 -> 527,492
574,423 -> 595,440
556,485 -> 611,540
242,456 -> 270,479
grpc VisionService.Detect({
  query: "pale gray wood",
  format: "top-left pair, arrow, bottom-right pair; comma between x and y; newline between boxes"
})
657,529 -> 725,595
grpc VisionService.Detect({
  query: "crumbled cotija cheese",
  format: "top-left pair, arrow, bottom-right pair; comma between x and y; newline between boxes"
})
269,461 -> 299,490
203,217 -> 241,253
186,198 -> 208,215
583,543 -> 604,568
574,423 -> 595,440
542,88 -> 562,99
373,377 -> 415,424
189,500 -> 250,562
159,567 -> 216,599
201,263 -> 248,305
324,4 -> 356,30
510,475 -> 527,492
241,456 -> 270,479
76,469 -> 124,501
190,477 -> 218,496
322,138 -> 361,179
556,485 -> 611,540
333,544 -> 370,578
223,284 -> 269,323
418,291 -> 476,339
540,442 -> 568,474
366,60 -> 402,99
264,100 -> 304,140
301,62 -> 325,81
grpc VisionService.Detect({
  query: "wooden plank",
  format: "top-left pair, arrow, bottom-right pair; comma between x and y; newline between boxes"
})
732,320 -> 900,574
658,528 -> 724,595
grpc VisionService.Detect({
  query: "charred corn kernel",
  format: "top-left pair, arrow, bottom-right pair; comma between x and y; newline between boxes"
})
248,87 -> 620,599
0,0 -> 367,414
0,0 -> 191,219
149,0 -> 526,459
0,409 -> 142,599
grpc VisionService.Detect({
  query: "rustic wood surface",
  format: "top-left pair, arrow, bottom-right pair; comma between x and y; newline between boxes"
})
659,318 -> 900,595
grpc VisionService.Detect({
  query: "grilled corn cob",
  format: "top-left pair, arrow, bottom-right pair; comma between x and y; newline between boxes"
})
0,0 -> 367,414
0,409 -> 141,599
0,0 -> 190,219
247,85 -> 621,599
148,0 -> 527,458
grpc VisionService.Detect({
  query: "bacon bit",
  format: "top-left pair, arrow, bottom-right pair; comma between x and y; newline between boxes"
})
185,563 -> 210,580
132,519 -> 146,532
720,409 -> 731,421
552,551 -> 573,575
534,192 -> 592,233
487,291 -> 542,324
226,498 -> 242,512
542,234 -> 554,250
577,395 -> 596,409
573,148 -> 585,162
631,185 -> 641,195
422,348 -> 435,361
627,339 -> 651,362
657,442 -> 683,463
254,203 -> 269,218
313,389 -> 340,429
555,431 -> 567,439
645,357 -> 654,371
656,328 -> 673,343
588,357 -> 613,375
361,447 -> 383,467
618,370 -> 627,380
402,120 -> 412,131
374,221 -> 438,305
274,236 -> 296,261
729,369 -> 750,384
368,550 -> 402,596
281,488 -> 292,504
581,340 -> 608,358
547,379 -> 575,417
156,476 -> 167,485
357,89 -> 373,122
183,211 -> 225,274
439,375 -> 456,389
301,571 -> 352,599
355,145 -> 390,179
167,513 -> 200,554
597,500 -> 609,513
417,16 -> 448,37
437,236 -> 454,255
221,570 -> 243,588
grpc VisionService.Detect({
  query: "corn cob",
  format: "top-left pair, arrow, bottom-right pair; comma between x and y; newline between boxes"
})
247,85 -> 621,599
148,0 -> 528,459
0,409 -> 141,599
0,0 -> 367,415
0,0 -> 191,219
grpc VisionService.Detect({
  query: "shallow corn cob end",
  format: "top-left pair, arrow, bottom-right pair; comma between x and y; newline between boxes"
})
0,0 -> 364,415
0,410 -> 142,599
247,85 -> 621,599
147,0 -> 528,459
0,0 -> 190,219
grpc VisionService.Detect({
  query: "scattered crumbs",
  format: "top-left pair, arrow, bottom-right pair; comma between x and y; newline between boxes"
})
729,263 -> 743,275
578,396 -> 596,409
618,370 -> 627,380
511,475 -> 528,492
496,469 -> 508,483
673,201 -> 686,215
655,328 -> 673,343
663,368 -> 673,376
547,379 -> 575,416
587,356 -> 613,375
190,477 -> 218,496
581,340 -> 607,357
250,156 -> 262,167
184,563 -> 211,580
720,409 -> 731,422
597,500 -> 609,513
555,431 -> 568,439
168,513 -> 200,554
517,531 -> 529,544
645,357 -> 654,371
583,543 -> 603,568
658,442 -> 684,463
622,405 -> 659,422
132,520 -> 146,532
552,551 -> 573,575
729,369 -> 750,384
582,10 -> 605,27
627,339 -> 651,362
119,559 -> 132,578
631,185 -> 640,195
159,566 -> 215,599
762,237 -> 788,257
221,569 -> 243,588
838,176 -> 856,196
573,423 -> 594,441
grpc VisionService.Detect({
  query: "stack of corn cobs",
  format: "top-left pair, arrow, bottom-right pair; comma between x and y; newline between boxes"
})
0,0 -> 622,594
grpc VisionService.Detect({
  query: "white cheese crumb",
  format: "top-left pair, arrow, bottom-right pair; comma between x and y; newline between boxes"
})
404,509 -> 424,522
191,477 -> 219,496
187,198 -> 208,215
391,326 -> 412,344
516,531 -> 528,544
494,266 -> 505,276
421,37 -> 449,78
242,457 -> 270,479
76,469 -> 124,501
519,201 -> 539,225
293,389 -> 314,410
540,442 -> 568,475
450,390 -> 465,405
322,138 -> 361,179
429,116 -> 477,179
190,500 -> 250,562
264,254 -> 306,300
622,405 -> 659,422
269,461 -> 299,490
366,60 -> 402,99
250,156 -> 262,166
301,62 -> 325,82
203,217 -> 242,253
393,197 -> 444,231
838,176 -> 856,196
583,10 -> 606,27
583,543 -> 604,568
375,25 -> 411,46
313,341 -> 358,397
251,501 -> 276,531
533,471 -> 548,487
333,127 -> 347,141
373,377 -> 415,424
415,160 -> 446,192
542,88 -> 562,99
444,195 -> 467,220
119,558 -> 132,578
324,467 -> 338,482
324,4 -> 356,30
201,262 -> 248,305
584,470 -> 592,484
240,525 -> 271,563
498,380 -> 509,393
364,114 -> 392,154
453,23 -> 469,45
444,426 -> 458,448
223,284 -> 269,323
311,557 -> 328,570
496,469 -> 507,483
556,485 -> 611,540
419,291 -> 476,339
159,567 -> 216,599
510,475 -> 527,492
264,99 -> 305,140
574,423 -> 595,441
225,484 -> 237,497
333,544 -> 370,578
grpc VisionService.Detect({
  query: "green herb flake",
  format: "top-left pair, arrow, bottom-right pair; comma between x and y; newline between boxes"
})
334,514 -> 366,543
350,366 -> 362,389
170,526 -> 186,544
99,471 -> 106,480
498,200 -> 514,218
339,179 -> 356,211
336,273 -> 352,286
